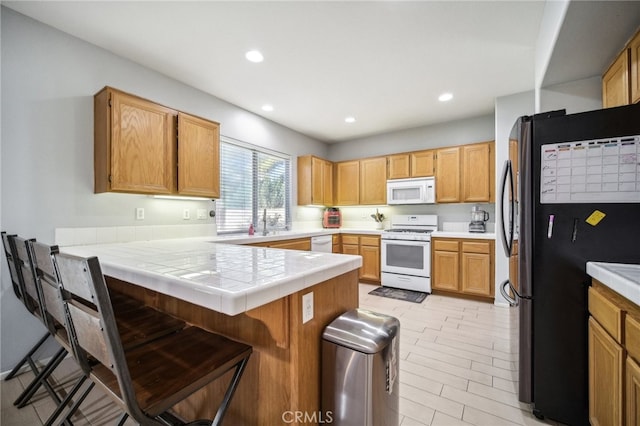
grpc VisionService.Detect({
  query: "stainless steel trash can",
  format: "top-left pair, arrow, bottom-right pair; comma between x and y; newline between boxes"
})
322,309 -> 400,426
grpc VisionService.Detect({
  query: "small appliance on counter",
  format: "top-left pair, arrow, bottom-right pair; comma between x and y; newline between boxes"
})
469,204 -> 489,233
322,207 -> 342,228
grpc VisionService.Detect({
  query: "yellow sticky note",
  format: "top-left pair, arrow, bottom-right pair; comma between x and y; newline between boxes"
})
586,210 -> 606,226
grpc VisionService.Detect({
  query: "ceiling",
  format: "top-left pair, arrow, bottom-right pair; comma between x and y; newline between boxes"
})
3,1 -> 639,143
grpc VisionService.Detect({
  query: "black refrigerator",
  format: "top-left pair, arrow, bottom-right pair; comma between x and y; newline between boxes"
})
499,102 -> 640,426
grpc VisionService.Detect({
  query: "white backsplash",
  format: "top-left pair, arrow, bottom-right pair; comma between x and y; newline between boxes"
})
442,221 -> 496,233
55,224 -> 217,247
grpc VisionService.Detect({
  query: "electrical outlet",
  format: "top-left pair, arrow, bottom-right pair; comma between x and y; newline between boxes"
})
135,207 -> 144,220
302,292 -> 314,324
182,209 -> 190,220
197,209 -> 207,220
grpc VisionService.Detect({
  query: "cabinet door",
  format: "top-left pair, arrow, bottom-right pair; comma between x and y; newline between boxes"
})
630,31 -> 640,104
311,156 -> 324,204
589,317 -> 624,426
322,159 -> 334,206
410,150 -> 435,177
269,238 -> 311,251
432,250 -> 459,291
109,90 -> 176,194
462,143 -> 491,203
628,356 -> 640,426
603,50 -> 630,108
177,112 -> 220,197
360,245 -> 381,282
359,157 -> 387,205
461,252 -> 491,296
435,147 -> 461,203
388,154 -> 410,179
335,161 -> 360,205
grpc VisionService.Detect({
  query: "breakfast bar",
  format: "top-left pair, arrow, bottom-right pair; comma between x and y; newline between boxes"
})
62,239 -> 362,425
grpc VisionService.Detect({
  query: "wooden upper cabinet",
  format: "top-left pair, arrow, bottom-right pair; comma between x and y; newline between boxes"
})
387,154 -> 410,179
177,112 -> 220,198
335,160 -> 360,205
322,159 -> 334,205
95,87 -> 220,197
603,50 -> 631,108
410,150 -> 435,177
435,147 -> 461,203
630,30 -> 640,104
359,157 -> 387,205
95,87 -> 176,194
297,155 -> 333,206
388,150 -> 435,179
462,142 -> 493,203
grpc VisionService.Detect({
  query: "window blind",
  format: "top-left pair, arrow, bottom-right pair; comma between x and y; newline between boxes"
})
217,139 -> 291,234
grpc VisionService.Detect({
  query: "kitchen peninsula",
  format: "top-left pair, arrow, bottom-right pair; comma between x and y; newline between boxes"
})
62,239 -> 362,425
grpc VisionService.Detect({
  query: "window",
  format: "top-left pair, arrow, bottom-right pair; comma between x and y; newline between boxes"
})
217,137 -> 291,234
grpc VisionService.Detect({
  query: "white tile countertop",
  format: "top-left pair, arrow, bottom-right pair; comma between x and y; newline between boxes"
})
61,238 -> 362,316
587,262 -> 640,306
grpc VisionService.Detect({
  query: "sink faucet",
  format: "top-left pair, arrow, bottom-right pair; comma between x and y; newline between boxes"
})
262,208 -> 268,236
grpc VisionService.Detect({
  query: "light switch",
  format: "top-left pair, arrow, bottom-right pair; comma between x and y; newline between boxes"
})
182,209 -> 190,220
197,209 -> 207,220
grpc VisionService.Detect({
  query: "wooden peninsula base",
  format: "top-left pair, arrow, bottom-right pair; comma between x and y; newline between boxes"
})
107,269 -> 359,426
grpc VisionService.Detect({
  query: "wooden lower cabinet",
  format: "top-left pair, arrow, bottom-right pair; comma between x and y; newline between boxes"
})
432,238 -> 494,300
341,234 -> 381,284
627,356 -> 640,426
432,240 -> 459,292
589,280 -> 640,426
248,238 -> 310,250
589,317 -> 624,426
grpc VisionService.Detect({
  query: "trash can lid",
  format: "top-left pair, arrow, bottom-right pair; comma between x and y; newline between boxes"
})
322,308 -> 400,354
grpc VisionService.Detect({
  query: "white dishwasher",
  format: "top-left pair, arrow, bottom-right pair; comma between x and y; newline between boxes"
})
311,235 -> 333,253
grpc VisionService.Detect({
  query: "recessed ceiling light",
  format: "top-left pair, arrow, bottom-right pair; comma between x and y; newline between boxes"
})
245,50 -> 264,63
345,116 -> 356,123
262,104 -> 274,112
438,93 -> 453,102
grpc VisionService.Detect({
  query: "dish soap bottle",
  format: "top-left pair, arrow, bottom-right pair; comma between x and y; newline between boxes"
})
248,223 -> 255,236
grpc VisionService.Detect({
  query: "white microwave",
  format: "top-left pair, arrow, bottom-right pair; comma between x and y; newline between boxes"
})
387,177 -> 435,204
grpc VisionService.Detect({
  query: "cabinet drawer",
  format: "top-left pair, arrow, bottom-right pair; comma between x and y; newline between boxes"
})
589,287 -> 624,343
461,241 -> 490,254
626,315 -> 640,362
332,234 -> 340,244
433,239 -> 459,252
341,235 -> 359,245
360,236 -> 379,247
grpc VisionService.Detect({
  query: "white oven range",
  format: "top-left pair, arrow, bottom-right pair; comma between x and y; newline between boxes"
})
381,214 -> 438,293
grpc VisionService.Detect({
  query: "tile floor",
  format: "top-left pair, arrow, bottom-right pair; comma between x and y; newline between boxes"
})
1,284 -> 562,426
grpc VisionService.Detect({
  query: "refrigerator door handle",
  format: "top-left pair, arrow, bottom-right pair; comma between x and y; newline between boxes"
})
499,160 -> 514,257
499,279 -> 519,306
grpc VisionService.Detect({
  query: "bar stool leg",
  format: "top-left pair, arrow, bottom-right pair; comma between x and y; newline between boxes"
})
14,347 -> 66,407
4,333 -> 51,380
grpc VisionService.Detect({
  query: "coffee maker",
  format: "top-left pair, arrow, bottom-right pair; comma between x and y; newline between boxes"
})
469,204 -> 489,233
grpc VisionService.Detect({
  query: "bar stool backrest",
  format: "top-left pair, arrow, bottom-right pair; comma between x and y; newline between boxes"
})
12,236 -> 47,323
27,241 -> 69,340
2,232 -> 29,308
53,252 -> 141,418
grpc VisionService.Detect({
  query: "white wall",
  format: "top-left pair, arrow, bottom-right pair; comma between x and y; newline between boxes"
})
540,76 -> 602,114
327,114 -> 495,161
0,7 -> 328,371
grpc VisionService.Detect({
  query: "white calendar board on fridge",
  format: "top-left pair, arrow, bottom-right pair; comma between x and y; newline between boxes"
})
540,135 -> 640,203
